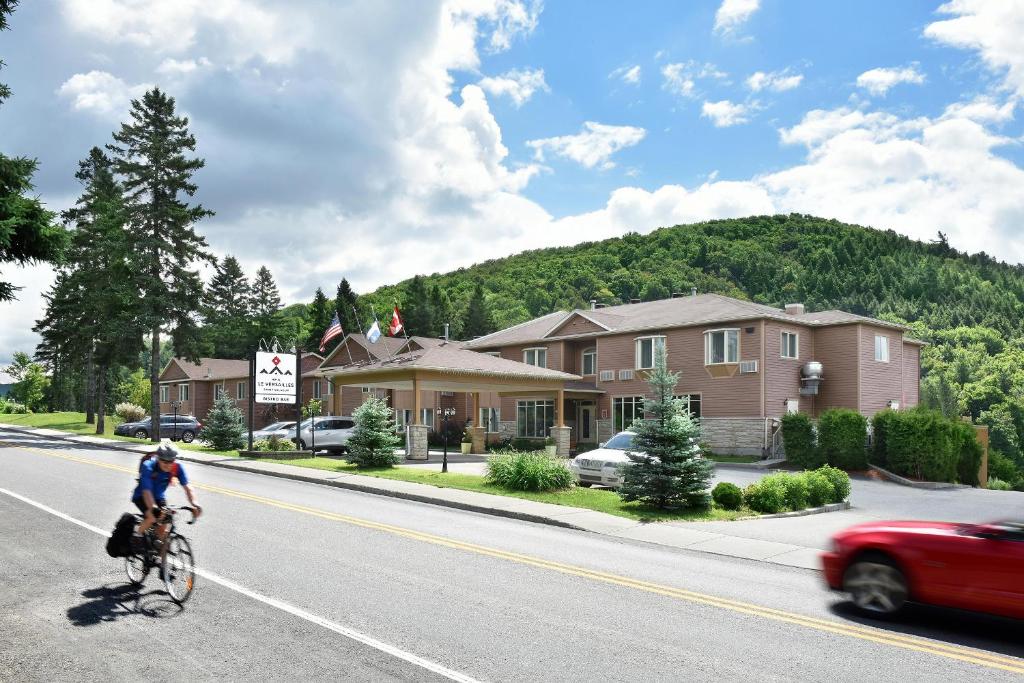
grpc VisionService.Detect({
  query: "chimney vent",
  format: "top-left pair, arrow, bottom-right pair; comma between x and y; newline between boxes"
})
205,368 -> 212,379
590,299 -> 597,311
691,287 -> 698,297
443,322 -> 449,342
785,303 -> 805,316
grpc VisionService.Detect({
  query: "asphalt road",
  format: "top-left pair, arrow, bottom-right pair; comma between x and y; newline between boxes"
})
1,428 -> 1022,682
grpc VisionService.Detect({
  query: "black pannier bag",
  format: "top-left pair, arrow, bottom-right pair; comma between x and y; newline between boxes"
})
105,513 -> 137,558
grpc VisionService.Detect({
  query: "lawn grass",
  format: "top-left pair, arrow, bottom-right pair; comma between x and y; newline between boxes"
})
261,456 -> 751,523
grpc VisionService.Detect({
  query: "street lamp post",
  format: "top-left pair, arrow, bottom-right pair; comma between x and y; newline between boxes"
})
436,407 -> 456,473
171,400 -> 182,441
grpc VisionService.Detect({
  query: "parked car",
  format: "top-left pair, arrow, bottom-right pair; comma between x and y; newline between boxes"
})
569,431 -> 640,488
292,416 -> 356,453
251,421 -> 297,441
114,415 -> 203,443
821,519 -> 1024,620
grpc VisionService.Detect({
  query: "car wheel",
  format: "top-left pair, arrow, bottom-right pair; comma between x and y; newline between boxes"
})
576,482 -> 592,488
133,429 -> 148,439
843,555 -> 908,617
180,430 -> 195,443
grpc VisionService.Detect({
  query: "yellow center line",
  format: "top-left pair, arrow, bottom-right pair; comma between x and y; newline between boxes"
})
5,439 -> 1024,675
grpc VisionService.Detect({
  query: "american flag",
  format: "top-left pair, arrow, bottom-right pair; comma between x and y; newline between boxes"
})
319,312 -> 344,352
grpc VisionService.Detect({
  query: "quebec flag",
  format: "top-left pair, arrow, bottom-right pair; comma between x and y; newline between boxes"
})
366,319 -> 382,344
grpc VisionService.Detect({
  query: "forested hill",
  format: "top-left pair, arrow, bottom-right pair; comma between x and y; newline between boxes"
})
366,214 -> 1024,338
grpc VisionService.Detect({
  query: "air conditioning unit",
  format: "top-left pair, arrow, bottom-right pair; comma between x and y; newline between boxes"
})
599,370 -> 614,382
440,391 -> 454,397
739,360 -> 758,374
618,369 -> 635,381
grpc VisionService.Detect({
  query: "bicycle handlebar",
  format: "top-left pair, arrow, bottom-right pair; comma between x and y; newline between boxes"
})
164,505 -> 199,525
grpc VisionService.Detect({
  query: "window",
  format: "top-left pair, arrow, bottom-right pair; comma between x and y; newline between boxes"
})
178,384 -> 189,402
479,407 -> 500,432
781,331 -> 799,359
635,336 -> 666,370
582,348 -> 597,375
395,409 -> 412,430
704,329 -> 739,365
523,347 -> 547,368
313,381 -> 322,399
875,335 -> 889,362
613,396 -> 645,432
214,385 -> 225,400
673,394 -> 701,419
160,386 -> 169,404
236,382 -> 247,400
421,408 -> 434,429
516,400 -> 553,438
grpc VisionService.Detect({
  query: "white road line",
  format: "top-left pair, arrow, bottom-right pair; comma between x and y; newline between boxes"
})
0,486 -> 480,683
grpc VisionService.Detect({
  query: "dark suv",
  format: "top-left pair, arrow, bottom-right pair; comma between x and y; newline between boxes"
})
114,415 -> 203,442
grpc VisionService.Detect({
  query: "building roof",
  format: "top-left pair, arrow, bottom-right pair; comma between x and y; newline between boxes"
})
464,293 -> 908,349
319,344 -> 580,382
166,358 -> 251,381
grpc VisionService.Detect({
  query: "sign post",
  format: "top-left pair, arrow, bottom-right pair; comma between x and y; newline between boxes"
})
248,350 -> 255,451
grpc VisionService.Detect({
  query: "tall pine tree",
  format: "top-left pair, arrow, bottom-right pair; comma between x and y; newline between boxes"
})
403,275 -> 432,337
335,278 -> 358,337
251,265 -> 282,347
203,255 -> 252,358
306,287 -> 333,351
108,88 -> 213,441
462,283 -> 493,339
0,1 -> 66,302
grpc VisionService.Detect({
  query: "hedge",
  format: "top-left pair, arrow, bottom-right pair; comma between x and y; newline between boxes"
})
781,412 -> 821,468
885,408 -> 958,483
742,467 -> 849,514
818,408 -> 868,470
952,420 -> 983,487
870,409 -> 899,468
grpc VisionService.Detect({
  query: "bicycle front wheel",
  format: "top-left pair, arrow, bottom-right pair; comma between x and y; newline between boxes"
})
162,533 -> 196,604
125,551 -> 149,586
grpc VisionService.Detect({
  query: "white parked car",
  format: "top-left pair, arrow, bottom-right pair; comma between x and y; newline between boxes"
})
569,431 -> 641,489
252,421 -> 297,441
293,416 -> 356,453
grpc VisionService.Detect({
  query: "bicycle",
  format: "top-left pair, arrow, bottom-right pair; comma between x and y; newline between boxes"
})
124,505 -> 198,605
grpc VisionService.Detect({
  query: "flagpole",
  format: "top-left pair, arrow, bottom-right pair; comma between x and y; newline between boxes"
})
338,311 -> 355,366
371,304 -> 396,359
394,297 -> 411,346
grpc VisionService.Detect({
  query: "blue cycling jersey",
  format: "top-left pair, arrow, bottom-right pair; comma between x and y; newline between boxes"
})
131,457 -> 189,502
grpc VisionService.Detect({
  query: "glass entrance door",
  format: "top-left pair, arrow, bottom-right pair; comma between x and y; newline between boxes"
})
578,403 -> 596,443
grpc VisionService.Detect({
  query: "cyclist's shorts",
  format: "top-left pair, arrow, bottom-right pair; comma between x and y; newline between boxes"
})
132,497 -> 167,516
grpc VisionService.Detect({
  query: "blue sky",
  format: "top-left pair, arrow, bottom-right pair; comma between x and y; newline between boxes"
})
1,0 -> 1024,368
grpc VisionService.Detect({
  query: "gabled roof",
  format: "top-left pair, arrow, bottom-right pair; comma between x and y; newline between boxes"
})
318,333 -> 458,369
163,358 -> 250,381
463,293 -> 908,350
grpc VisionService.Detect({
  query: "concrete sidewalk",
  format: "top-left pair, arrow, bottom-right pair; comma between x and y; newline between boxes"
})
0,424 -> 826,571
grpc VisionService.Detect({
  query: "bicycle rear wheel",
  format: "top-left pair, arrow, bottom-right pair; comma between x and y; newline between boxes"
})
162,533 -> 195,604
125,551 -> 149,586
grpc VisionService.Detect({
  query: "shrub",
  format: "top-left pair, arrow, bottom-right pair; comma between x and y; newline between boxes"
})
870,409 -> 899,468
114,402 -> 146,423
744,476 -> 788,514
347,396 -> 402,468
253,435 -> 297,452
816,465 -> 850,503
461,430 -> 473,444
987,449 -> 1021,483
511,438 -> 545,452
201,396 -> 247,451
803,471 -> 835,507
951,421 -> 983,486
885,408 -> 958,482
486,451 -> 574,491
711,482 -> 743,510
779,473 -> 809,510
428,420 -> 465,448
818,408 -> 868,470
0,399 -> 29,414
987,477 -> 1012,491
781,412 -> 821,468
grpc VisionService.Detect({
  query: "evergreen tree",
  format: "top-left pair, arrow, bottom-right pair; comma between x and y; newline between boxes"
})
334,277 -> 359,336
306,287 -> 333,351
462,283 -> 493,339
200,395 -> 246,450
203,255 -> 252,357
428,283 -> 453,338
108,87 -> 213,441
403,275 -> 432,336
617,347 -> 714,510
0,1 -> 66,302
345,395 -> 401,467
250,265 -> 282,346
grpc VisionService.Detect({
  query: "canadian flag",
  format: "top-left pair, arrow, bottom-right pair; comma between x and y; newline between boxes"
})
388,306 -> 404,337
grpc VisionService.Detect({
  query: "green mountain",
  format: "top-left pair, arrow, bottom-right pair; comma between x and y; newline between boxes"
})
365,213 -> 1024,337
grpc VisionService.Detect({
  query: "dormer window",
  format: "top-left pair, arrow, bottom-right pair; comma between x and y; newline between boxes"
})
582,348 -> 597,375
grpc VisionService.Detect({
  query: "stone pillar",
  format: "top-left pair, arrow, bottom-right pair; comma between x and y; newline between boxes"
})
407,424 -> 429,460
470,426 -> 486,454
549,426 -> 571,457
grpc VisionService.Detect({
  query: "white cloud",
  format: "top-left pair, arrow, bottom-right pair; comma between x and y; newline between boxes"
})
940,96 -> 1015,124
478,67 -> 549,106
156,57 -> 212,76
482,0 -> 543,52
925,0 -> 1024,98
56,70 -> 150,117
714,0 -> 760,35
701,100 -> 751,127
779,107 -> 927,147
661,63 -> 695,97
746,69 -> 803,92
856,65 -> 925,96
527,122 -> 646,170
609,64 -> 642,85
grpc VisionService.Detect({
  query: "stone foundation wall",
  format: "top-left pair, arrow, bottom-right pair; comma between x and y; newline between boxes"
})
698,418 -> 766,457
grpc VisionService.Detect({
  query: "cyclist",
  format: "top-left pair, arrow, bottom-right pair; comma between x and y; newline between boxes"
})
132,441 -> 201,548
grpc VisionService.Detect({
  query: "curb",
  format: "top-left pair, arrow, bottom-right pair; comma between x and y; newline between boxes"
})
869,464 -> 969,490
0,424 -> 586,532
736,500 -> 851,521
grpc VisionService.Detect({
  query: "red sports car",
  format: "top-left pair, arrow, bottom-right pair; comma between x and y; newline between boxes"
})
821,519 -> 1024,619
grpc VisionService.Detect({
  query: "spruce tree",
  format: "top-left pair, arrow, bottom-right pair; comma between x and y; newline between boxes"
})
462,283 -> 493,339
346,395 -> 401,467
108,87 -> 213,441
250,265 -> 282,346
203,255 -> 253,357
306,287 -> 333,351
200,395 -> 246,450
617,347 -> 713,510
0,1 -> 66,302
335,278 -> 358,336
429,283 -> 453,338
403,275 -> 432,336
